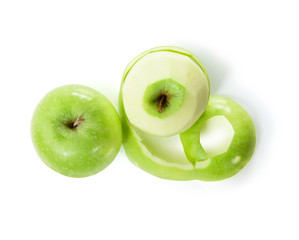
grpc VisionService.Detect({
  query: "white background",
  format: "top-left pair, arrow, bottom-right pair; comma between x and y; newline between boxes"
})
1,1 -> 298,239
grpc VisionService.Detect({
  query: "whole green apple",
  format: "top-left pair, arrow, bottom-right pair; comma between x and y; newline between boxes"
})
180,96 -> 256,181
31,84 -> 122,178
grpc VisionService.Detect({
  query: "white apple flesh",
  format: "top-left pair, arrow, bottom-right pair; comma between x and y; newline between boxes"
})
122,50 -> 209,136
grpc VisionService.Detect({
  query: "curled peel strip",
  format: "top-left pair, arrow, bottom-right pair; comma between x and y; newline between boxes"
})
180,96 -> 256,181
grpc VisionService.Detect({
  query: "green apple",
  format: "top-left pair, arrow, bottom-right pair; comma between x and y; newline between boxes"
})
120,46 -> 214,180
122,46 -> 210,136
31,84 -> 122,178
180,96 -> 256,181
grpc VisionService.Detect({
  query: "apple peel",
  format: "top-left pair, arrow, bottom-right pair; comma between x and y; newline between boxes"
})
180,96 -> 256,181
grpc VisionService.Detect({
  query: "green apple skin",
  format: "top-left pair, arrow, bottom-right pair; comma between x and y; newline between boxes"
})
120,46 -> 213,180
180,96 -> 256,181
31,85 -> 122,178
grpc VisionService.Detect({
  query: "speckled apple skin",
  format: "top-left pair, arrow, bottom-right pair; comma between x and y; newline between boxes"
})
31,85 -> 122,178
180,96 -> 256,181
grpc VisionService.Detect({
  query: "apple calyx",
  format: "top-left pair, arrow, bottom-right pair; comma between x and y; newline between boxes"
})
65,117 -> 85,130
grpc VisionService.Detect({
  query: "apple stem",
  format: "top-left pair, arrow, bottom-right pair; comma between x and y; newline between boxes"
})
158,95 -> 166,113
73,117 -> 85,128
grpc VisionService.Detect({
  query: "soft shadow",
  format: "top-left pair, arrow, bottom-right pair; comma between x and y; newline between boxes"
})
179,44 -> 230,95
223,91 -> 274,186
178,44 -> 271,186
84,78 -> 120,110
